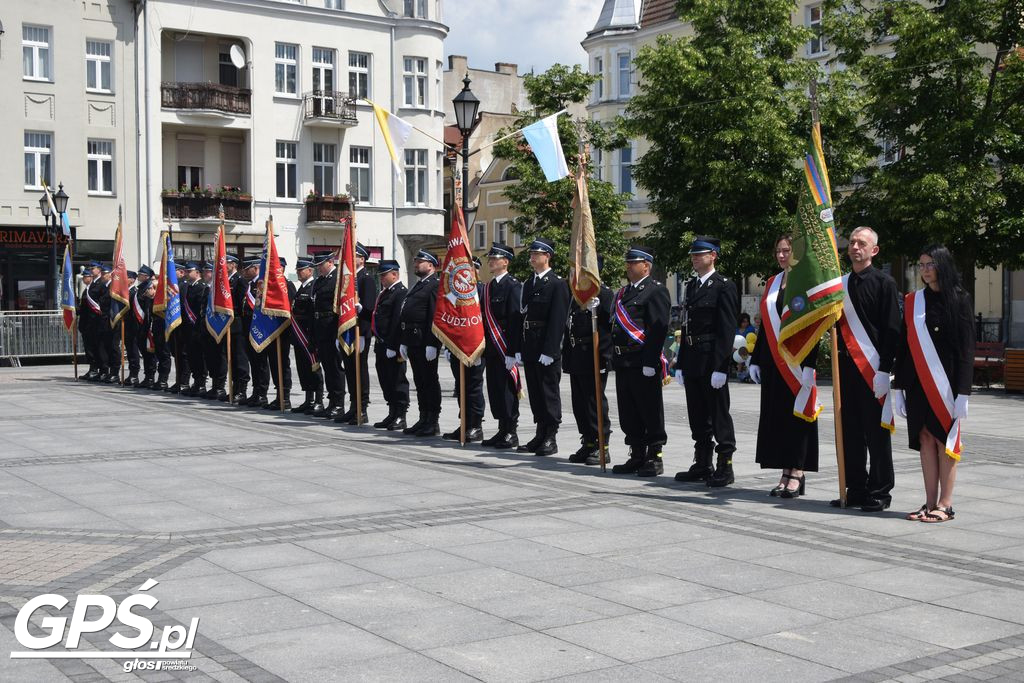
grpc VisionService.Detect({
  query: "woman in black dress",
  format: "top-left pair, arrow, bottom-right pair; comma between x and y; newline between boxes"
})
749,236 -> 819,498
892,245 -> 974,523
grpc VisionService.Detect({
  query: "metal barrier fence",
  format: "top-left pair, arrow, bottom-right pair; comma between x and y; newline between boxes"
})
0,310 -> 75,361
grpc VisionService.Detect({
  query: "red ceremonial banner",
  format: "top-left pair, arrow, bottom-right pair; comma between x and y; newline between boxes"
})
335,216 -> 358,354
109,219 -> 130,327
260,220 -> 291,318
432,204 -> 485,365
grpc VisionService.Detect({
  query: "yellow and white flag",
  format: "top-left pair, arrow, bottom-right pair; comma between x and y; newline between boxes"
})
369,100 -> 414,177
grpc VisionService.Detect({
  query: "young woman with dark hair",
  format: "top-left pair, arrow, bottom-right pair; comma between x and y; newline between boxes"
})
892,244 -> 975,522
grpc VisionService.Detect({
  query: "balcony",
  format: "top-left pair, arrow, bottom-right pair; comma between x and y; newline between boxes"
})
162,194 -> 253,223
305,195 -> 353,225
161,82 -> 252,117
302,91 -> 358,127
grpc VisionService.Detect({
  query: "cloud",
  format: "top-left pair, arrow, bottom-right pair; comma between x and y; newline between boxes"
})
443,0 -> 601,74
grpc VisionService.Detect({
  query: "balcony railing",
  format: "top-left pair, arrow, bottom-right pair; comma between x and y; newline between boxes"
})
302,91 -> 358,126
162,195 -> 252,223
161,82 -> 252,115
305,196 -> 353,223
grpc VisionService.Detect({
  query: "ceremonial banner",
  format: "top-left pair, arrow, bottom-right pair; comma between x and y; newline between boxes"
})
205,224 -> 233,343
778,122 -> 844,365
432,204 -> 485,365
521,112 -> 570,182
108,218 -> 130,327
249,219 -> 291,353
153,232 -> 182,340
368,100 -> 414,176
569,164 -> 600,305
60,245 -> 76,331
334,219 -> 357,354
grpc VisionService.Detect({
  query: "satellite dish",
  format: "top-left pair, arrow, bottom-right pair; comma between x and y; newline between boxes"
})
229,44 -> 246,69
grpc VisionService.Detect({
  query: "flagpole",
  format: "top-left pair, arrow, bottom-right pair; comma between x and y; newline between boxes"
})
352,205 -> 363,426
227,327 -> 233,403
276,337 -> 285,412
459,362 -> 467,446
592,312 -> 606,472
72,318 -> 79,380
120,320 -> 126,384
832,328 -> 848,506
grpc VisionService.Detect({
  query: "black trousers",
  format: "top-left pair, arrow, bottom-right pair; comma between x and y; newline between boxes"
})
125,320 -> 140,375
187,328 -> 207,384
171,328 -> 190,385
292,324 -> 323,394
408,346 -> 441,417
138,330 -> 155,379
838,353 -> 895,503
375,346 -> 409,414
616,366 -> 665,448
80,320 -> 95,369
484,349 -> 519,430
107,322 -> 122,376
344,339 -> 371,409
95,322 -> 112,373
568,346 -> 611,445
524,359 -> 562,431
683,373 -> 736,457
263,336 -> 292,397
202,334 -> 227,390
229,322 -> 250,391
450,357 -> 485,426
315,319 -> 344,403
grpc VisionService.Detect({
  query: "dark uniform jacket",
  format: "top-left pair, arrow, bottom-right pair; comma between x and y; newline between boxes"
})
563,285 -> 613,370
229,272 -> 246,330
518,270 -> 570,362
355,268 -> 379,338
611,277 -> 670,369
373,281 -> 408,351
79,281 -> 99,329
179,280 -> 197,328
482,273 -> 522,358
188,280 -> 209,334
838,266 -> 901,373
293,278 -> 316,334
311,267 -> 338,342
400,273 -> 440,348
676,271 -> 739,377
893,287 -> 975,397
89,279 -> 111,323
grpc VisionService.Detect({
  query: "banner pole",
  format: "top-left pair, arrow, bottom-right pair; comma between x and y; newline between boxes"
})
592,314 -> 606,472
831,327 -> 847,507
72,318 -> 79,380
120,319 -> 126,384
276,337 -> 285,411
355,332 -> 363,425
227,327 -> 233,403
460,361 -> 467,446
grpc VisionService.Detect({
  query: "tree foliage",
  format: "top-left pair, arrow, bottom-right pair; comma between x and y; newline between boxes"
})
492,64 -> 630,282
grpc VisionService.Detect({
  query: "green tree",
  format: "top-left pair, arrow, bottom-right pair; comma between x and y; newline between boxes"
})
623,0 -> 871,279
492,64 -> 630,283
824,0 -> 1024,290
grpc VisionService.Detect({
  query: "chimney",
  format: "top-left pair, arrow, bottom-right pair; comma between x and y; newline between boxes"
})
495,62 -> 518,75
447,55 -> 468,72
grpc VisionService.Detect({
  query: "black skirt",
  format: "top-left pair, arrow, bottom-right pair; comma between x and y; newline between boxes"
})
904,381 -> 953,453
754,359 -> 819,471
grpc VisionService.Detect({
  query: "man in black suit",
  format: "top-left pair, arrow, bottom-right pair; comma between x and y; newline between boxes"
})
480,243 -> 522,450
609,247 -> 671,476
241,258 -> 270,407
123,270 -> 143,386
674,236 -> 740,488
226,254 -> 251,403
516,238 -> 570,456
78,265 -> 100,380
399,250 -> 442,437
372,259 -> 410,430
182,263 -> 208,396
312,252 -> 344,418
291,257 -> 325,414
338,243 -> 379,425
94,264 -> 115,383
131,266 -> 155,387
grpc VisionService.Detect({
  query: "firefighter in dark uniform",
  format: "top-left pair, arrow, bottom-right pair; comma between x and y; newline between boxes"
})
673,236 -> 740,487
516,238 -> 571,456
78,266 -> 99,379
563,263 -> 614,467
371,259 -> 410,430
399,250 -> 442,437
338,243 -> 379,424
241,258 -> 270,408
182,263 -> 208,396
291,257 -> 325,414
167,262 -> 190,393
122,270 -> 142,386
262,257 -> 294,410
106,266 -> 129,383
130,266 -> 154,387
480,243 -> 522,450
199,263 -> 229,401
443,257 -> 486,442
227,254 -> 251,403
609,247 -> 671,476
312,252 -> 344,418
139,276 -> 169,390
97,264 -> 116,382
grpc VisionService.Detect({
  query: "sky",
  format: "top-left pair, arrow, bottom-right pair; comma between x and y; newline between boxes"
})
443,0 -> 618,74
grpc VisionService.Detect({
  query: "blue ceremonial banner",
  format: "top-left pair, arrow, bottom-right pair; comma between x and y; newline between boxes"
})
248,220 -> 291,352
154,231 -> 182,340
60,245 -> 76,331
521,111 -> 570,182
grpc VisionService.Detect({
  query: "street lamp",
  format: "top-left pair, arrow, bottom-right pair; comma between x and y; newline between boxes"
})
451,76 -> 480,217
39,183 -> 69,308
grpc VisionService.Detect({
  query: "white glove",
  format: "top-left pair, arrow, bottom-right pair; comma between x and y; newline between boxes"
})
386,348 -> 397,359
873,371 -> 890,399
801,366 -> 815,389
711,371 -> 727,389
472,356 -> 482,367
749,364 -> 761,384
442,348 -> 451,362
515,352 -> 522,365
399,344 -> 408,360
891,389 -> 907,418
953,394 -> 969,419
538,354 -> 554,367
642,366 -> 656,377
355,302 -> 363,313
425,346 -> 438,362
504,355 -> 516,371
587,297 -> 600,312
675,369 -> 685,387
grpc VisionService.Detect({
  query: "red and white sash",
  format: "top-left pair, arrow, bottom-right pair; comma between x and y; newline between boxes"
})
84,288 -> 101,315
837,274 -> 895,432
614,287 -> 670,383
132,291 -> 145,324
761,273 -> 821,422
483,281 -> 521,392
904,289 -> 963,460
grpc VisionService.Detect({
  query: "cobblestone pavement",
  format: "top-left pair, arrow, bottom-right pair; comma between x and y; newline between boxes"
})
2,363 -> 1024,682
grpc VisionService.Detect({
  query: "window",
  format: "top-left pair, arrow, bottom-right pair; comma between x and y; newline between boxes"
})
324,0 -> 343,7
348,52 -> 370,98
274,43 -> 298,95
312,47 -> 335,93
403,57 -> 427,107
619,144 -> 633,195
313,143 -> 336,195
86,40 -> 112,92
475,223 -> 487,249
592,147 -> 603,181
24,132 -> 52,189
349,146 -> 371,203
807,5 -> 827,55
23,25 -> 51,81
177,166 -> 203,191
435,60 -> 443,111
593,57 -> 603,101
514,231 -> 524,247
404,149 -> 427,205
617,52 -> 631,97
276,141 -> 297,199
403,0 -> 427,17
219,50 -> 237,87
87,140 -> 114,195
880,139 -> 901,166
495,220 -> 508,245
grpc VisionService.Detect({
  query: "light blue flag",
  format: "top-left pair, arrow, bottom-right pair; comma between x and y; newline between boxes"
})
521,112 -> 570,182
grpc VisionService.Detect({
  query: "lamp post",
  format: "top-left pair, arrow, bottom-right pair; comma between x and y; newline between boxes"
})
38,183 -> 69,308
451,76 -> 480,218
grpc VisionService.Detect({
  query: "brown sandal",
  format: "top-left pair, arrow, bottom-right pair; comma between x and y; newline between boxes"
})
921,506 -> 955,523
906,505 -> 929,521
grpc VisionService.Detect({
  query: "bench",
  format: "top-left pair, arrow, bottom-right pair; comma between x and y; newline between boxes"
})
1007,349 -> 1024,393
974,341 -> 1005,388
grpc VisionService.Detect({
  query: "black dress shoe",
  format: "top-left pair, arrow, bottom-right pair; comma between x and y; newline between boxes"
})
337,408 -> 356,423
829,496 -> 867,508
860,499 -> 891,512
374,414 -> 396,429
215,390 -> 229,402
253,395 -> 269,408
265,397 -> 286,409
465,426 -> 484,442
441,428 -> 461,441
481,432 -> 500,447
403,417 -> 425,435
414,421 -> 439,437
517,434 -> 543,453
137,378 -> 152,389
388,415 -> 407,431
166,383 -> 181,393
327,405 -> 345,420
231,392 -> 247,404
105,374 -> 118,384
126,376 -> 140,387
82,370 -> 97,381
306,400 -> 324,415
153,381 -> 168,391
534,437 -> 558,456
202,387 -> 219,399
491,432 -> 518,449
347,409 -> 368,425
